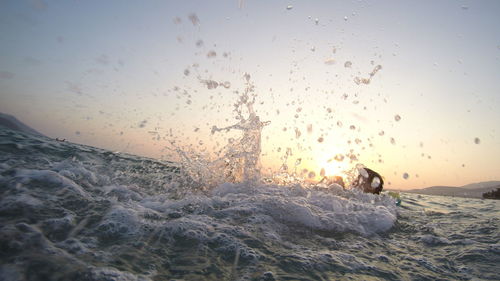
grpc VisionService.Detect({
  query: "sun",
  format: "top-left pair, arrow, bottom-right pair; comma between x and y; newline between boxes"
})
321,159 -> 348,177
305,151 -> 350,182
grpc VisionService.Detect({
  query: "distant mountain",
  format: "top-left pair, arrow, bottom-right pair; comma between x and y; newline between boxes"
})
0,112 -> 45,136
406,182 -> 500,198
460,181 -> 500,189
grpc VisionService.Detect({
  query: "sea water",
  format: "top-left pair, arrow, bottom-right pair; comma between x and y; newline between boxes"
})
0,126 -> 499,281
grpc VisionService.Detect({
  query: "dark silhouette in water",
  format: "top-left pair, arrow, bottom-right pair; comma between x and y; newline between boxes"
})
352,167 -> 384,194
482,187 -> 500,199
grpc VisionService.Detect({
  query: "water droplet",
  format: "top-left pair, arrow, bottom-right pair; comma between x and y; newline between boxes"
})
195,39 -> 204,47
138,120 -> 147,128
343,16 -> 348,21
295,128 -> 301,138
286,5 -> 293,10
310,46 -> 316,52
403,173 -> 409,179
394,114 -> 401,121
390,137 -> 396,145
349,125 -> 356,130
474,137 -> 480,144
201,80 -> 219,89
378,130 -> 385,136
207,50 -> 217,58
315,18 -> 319,25
344,61 -> 352,68
308,171 -> 316,179
320,168 -> 326,177
317,136 -> 324,143
188,13 -> 200,26
334,154 -> 345,162
324,58 -> 335,65
184,69 -> 190,76
295,158 -> 302,166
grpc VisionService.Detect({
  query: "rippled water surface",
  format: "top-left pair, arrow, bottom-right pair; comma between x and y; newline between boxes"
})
1,128 -> 499,281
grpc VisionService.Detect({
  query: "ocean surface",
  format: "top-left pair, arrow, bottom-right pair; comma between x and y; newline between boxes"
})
1,127 -> 499,281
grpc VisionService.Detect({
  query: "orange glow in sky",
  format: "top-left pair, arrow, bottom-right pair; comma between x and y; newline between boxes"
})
1,1 -> 499,189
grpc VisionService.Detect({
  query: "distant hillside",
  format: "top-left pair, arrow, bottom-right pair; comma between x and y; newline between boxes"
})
406,183 -> 500,198
0,113 -> 45,136
460,181 -> 500,189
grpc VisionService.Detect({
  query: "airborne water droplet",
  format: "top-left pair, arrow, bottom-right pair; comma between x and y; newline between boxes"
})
334,154 -> 344,162
344,61 -> 352,68
474,137 -> 480,144
403,173 -> 409,179
188,13 -> 200,26
295,128 -> 301,138
394,114 -> 401,121
324,58 -> 335,65
207,50 -> 217,58
286,5 -> 293,10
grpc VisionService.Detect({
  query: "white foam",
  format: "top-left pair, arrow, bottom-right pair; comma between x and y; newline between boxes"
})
96,205 -> 141,240
13,168 -> 89,198
208,182 -> 397,236
104,185 -> 143,202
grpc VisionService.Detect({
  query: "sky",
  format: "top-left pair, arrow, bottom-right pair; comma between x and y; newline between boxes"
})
0,0 -> 499,189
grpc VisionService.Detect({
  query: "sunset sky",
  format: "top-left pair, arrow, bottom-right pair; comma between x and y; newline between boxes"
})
1,0 -> 499,189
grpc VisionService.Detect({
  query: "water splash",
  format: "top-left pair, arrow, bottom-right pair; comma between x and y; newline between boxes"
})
354,64 -> 383,85
210,74 -> 270,183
